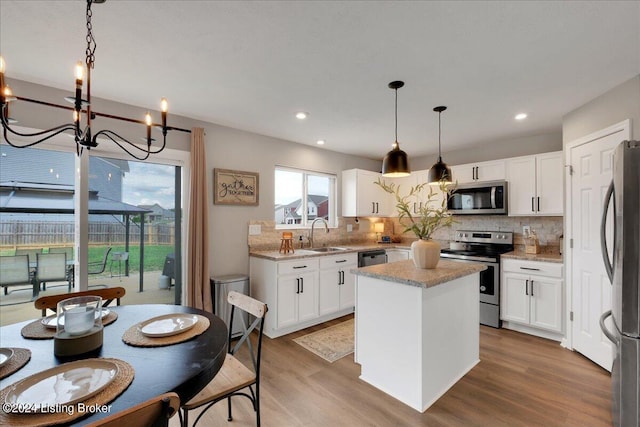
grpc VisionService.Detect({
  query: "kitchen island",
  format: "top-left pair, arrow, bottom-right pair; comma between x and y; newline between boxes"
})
352,259 -> 486,412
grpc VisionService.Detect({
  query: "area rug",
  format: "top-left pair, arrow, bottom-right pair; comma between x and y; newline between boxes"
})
293,319 -> 354,363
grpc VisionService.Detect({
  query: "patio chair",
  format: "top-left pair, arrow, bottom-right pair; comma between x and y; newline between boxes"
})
15,248 -> 43,265
85,392 -> 179,427
35,253 -> 69,295
49,246 -> 75,286
35,286 -> 126,316
0,255 -> 38,298
89,247 -> 112,275
180,291 -> 268,427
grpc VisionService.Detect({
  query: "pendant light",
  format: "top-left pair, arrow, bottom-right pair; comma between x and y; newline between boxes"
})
427,106 -> 452,184
381,81 -> 410,177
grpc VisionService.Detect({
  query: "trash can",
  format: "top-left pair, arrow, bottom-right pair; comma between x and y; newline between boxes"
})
211,274 -> 249,338
158,275 -> 170,289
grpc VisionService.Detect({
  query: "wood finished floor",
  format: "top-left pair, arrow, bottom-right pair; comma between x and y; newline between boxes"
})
173,315 -> 612,427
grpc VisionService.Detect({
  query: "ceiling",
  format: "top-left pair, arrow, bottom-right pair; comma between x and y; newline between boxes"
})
1,1 -> 639,160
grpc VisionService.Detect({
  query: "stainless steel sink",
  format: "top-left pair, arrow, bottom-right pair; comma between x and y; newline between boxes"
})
308,247 -> 348,253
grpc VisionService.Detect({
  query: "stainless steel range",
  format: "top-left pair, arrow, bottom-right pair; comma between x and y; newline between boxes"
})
440,230 -> 514,328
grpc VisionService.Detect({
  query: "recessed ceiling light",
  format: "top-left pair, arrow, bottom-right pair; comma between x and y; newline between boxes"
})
295,112 -> 308,120
515,113 -> 528,120
316,140 -> 325,145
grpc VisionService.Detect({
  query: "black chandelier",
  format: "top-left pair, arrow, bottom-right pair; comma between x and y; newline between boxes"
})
0,0 -> 170,160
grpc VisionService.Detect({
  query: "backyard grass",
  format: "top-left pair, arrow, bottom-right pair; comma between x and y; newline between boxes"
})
1,245 -> 175,274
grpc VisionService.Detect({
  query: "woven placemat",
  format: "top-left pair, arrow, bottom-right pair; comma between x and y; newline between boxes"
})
21,311 -> 119,340
122,314 -> 210,347
0,348 -> 31,380
0,358 -> 134,427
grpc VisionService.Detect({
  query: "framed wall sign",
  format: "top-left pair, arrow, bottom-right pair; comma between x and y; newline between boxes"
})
213,168 -> 259,206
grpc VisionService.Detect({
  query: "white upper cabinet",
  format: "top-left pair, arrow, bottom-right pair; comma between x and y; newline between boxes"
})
450,160 -> 506,184
506,151 -> 563,216
342,169 -> 392,217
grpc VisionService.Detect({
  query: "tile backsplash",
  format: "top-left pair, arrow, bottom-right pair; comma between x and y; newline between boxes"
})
249,215 -> 563,253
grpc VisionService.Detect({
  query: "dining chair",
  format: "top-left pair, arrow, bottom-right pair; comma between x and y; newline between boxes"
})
180,291 -> 268,427
0,255 -> 37,298
88,247 -> 113,275
34,286 -> 126,316
35,252 -> 69,294
48,246 -> 75,286
85,392 -> 180,427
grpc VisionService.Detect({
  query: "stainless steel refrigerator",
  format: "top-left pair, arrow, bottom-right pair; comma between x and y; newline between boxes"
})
600,140 -> 640,427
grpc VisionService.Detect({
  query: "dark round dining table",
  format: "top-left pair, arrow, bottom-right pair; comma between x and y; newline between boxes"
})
0,304 -> 228,425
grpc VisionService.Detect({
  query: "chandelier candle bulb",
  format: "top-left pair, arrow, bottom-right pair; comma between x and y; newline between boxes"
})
161,97 -> 168,131
145,112 -> 152,141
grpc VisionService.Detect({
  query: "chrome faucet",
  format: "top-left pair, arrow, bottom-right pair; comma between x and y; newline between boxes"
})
309,218 -> 329,248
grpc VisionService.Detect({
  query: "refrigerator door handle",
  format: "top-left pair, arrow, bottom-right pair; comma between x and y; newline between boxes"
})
600,180 -> 615,284
599,310 -> 617,344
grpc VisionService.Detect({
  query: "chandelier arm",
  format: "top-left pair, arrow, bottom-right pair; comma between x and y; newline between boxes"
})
2,123 -> 77,149
93,130 -> 151,161
146,134 -> 167,154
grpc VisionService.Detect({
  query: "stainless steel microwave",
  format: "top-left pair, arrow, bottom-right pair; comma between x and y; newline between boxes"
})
447,180 -> 508,215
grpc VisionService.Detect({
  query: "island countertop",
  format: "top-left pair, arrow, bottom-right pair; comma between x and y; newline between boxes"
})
351,259 -> 486,289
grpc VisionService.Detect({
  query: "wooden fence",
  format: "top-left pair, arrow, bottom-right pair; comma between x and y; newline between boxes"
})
0,220 -> 175,249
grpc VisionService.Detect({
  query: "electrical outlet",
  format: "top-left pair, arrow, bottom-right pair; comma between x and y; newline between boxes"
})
347,224 -> 353,232
522,225 -> 531,236
248,224 -> 261,235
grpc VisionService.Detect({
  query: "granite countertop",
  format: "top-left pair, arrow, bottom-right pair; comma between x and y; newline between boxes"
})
250,243 -> 411,261
501,250 -> 563,264
351,259 -> 486,289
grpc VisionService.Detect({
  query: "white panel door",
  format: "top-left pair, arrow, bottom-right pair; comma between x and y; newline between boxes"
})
569,130 -> 621,371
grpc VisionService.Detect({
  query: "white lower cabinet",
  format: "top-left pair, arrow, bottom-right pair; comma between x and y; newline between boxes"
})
319,253 -> 357,316
250,255 -> 356,338
501,259 -> 563,335
276,270 -> 318,329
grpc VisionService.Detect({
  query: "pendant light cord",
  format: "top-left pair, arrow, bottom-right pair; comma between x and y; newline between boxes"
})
438,109 -> 442,161
394,88 -> 398,145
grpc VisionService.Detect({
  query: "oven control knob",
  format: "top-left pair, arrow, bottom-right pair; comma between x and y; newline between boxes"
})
480,286 -> 487,292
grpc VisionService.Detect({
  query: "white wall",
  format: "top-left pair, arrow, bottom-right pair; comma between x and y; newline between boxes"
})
563,74 -> 640,144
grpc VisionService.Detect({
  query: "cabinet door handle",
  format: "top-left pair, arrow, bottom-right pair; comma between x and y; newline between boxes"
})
413,202 -> 417,214
296,278 -> 300,294
519,267 -> 540,271
341,271 -> 345,285
474,166 -> 478,180
376,202 -> 379,213
300,277 -> 304,293
537,196 -> 540,212
293,265 -> 307,269
337,271 -> 342,285
531,197 -> 535,212
525,279 -> 529,296
372,202 -> 376,214
335,259 -> 347,263
530,280 -> 534,297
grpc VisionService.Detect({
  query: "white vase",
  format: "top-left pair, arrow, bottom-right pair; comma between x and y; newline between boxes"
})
411,239 -> 441,269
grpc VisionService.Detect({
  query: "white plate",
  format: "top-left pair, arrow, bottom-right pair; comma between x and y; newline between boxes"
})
41,309 -> 110,329
0,348 -> 14,368
4,359 -> 118,411
139,314 -> 199,337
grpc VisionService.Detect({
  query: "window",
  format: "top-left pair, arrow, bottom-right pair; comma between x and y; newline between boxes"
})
275,167 -> 336,228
